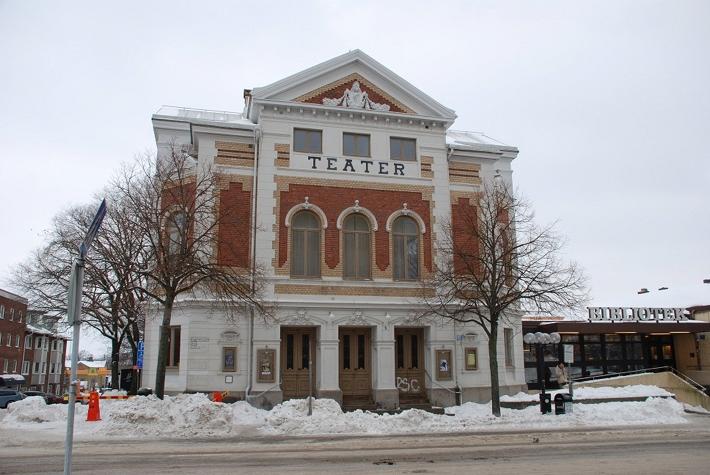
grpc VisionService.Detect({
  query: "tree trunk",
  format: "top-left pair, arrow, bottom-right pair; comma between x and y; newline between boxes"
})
129,337 -> 139,395
111,335 -> 120,390
154,296 -> 174,399
488,321 -> 501,417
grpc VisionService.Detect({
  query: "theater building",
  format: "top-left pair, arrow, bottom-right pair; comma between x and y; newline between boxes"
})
143,50 -> 524,409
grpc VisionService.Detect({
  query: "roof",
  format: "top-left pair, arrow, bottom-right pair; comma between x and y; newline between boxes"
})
65,360 -> 107,369
0,288 -> 27,304
523,320 -> 710,334
446,130 -> 519,153
152,106 -> 255,130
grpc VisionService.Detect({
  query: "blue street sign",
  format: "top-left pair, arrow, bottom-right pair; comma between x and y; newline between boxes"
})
137,340 -> 144,369
80,198 -> 107,258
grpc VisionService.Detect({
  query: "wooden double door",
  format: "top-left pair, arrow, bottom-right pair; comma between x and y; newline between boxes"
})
395,328 -> 426,400
339,327 -> 372,404
281,327 -> 316,399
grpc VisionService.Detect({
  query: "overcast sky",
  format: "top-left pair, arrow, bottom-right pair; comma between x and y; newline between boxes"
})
1,1 -> 708,353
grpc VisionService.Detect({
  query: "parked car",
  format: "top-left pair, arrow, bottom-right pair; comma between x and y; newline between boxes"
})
61,392 -> 89,404
22,391 -> 49,403
0,389 -> 26,409
46,393 -> 64,404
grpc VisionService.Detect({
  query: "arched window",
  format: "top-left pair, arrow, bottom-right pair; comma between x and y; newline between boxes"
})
343,214 -> 371,279
392,216 -> 419,281
166,211 -> 187,256
291,210 -> 321,278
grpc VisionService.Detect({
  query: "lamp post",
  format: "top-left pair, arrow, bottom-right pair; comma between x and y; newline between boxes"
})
524,331 -> 561,414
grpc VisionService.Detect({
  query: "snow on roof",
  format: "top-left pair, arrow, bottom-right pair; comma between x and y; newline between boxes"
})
0,374 -> 25,381
26,324 -> 52,336
65,360 -> 107,369
153,106 -> 255,129
446,130 -> 518,153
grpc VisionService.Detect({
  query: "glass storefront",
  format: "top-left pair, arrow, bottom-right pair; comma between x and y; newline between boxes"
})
523,333 -> 676,389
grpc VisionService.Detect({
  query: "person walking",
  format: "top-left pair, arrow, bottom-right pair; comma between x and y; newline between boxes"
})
555,362 -> 569,388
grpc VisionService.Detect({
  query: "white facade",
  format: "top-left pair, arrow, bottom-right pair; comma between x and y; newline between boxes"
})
143,50 -> 524,409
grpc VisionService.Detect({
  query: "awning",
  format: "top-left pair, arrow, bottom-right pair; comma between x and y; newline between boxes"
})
523,320 -> 710,334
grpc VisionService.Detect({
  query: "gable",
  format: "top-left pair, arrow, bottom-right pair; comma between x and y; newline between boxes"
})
250,50 -> 456,122
293,73 -> 414,114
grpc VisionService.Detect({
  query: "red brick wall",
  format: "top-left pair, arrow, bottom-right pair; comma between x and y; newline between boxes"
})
278,184 -> 432,272
0,293 -> 27,375
217,181 -> 252,267
451,197 -> 479,274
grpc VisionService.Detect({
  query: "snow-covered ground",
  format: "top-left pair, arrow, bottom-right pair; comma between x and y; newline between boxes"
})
0,387 -> 689,441
500,384 -> 673,402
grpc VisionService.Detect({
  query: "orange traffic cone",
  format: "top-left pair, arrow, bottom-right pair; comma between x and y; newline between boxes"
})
87,390 -> 101,421
212,391 -> 223,403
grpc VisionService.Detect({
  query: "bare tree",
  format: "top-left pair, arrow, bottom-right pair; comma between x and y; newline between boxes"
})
423,181 -> 587,416
113,147 -> 264,399
13,194 -> 148,389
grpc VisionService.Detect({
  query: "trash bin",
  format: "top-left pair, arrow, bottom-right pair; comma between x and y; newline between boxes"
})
539,392 -> 552,414
554,393 -> 573,415
137,387 -> 153,396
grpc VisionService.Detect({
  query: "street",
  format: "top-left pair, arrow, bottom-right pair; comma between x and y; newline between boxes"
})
2,416 -> 709,474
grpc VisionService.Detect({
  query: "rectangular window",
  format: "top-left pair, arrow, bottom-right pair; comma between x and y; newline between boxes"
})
222,347 -> 236,372
293,128 -> 322,154
12,360 -> 17,373
0,305 -> 4,319
52,340 -> 58,351
343,133 -> 370,157
410,334 -> 419,369
41,362 -> 46,373
504,328 -> 514,367
167,326 -> 181,368
22,361 -> 30,375
396,334 -> 404,369
18,311 -> 22,323
390,137 -> 416,161
24,335 -> 31,348
9,308 -> 14,321
357,334 -> 365,369
34,362 -> 40,373
465,348 -> 478,370
2,360 -> 7,373
15,335 -> 20,347
286,334 -> 294,370
6,334 -> 10,347
342,334 -> 350,369
302,334 -> 310,370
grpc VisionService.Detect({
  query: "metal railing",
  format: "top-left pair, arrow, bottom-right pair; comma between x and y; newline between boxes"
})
571,365 -> 709,396
245,371 -> 283,405
423,368 -> 461,396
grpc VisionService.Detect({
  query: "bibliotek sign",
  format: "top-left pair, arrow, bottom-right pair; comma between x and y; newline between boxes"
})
587,307 -> 687,322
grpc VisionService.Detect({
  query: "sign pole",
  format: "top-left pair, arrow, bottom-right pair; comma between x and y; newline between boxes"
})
63,257 -> 84,475
63,199 -> 106,475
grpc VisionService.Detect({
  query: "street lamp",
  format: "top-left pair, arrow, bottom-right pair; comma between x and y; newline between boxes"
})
524,331 -> 560,414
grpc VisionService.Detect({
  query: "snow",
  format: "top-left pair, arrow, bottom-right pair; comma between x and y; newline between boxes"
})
500,384 -> 673,402
0,386 -> 689,441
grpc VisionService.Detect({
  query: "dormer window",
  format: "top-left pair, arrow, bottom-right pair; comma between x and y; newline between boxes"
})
343,133 -> 370,157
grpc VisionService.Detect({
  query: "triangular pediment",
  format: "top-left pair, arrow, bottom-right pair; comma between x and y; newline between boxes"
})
293,73 -> 414,114
250,50 -> 456,122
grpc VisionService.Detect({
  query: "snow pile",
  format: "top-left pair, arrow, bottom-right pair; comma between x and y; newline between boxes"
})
0,385 -> 691,440
500,384 -> 673,402
101,390 -> 127,397
4,396 -> 69,424
102,393 -> 234,438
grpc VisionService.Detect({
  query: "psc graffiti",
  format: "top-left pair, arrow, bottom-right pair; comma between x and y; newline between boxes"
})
396,377 -> 421,393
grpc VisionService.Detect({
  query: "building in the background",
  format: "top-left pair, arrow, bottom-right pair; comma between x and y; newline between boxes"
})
22,310 -> 69,395
523,306 -> 710,389
64,360 -> 109,390
0,288 -> 27,378
143,50 -> 524,409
